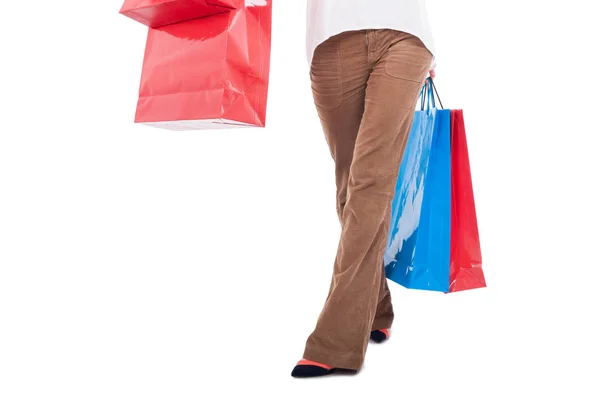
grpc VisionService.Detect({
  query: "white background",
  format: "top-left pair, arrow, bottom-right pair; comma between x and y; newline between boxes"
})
1,0 -> 599,397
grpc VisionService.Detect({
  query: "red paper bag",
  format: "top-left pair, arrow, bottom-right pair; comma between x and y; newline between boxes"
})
119,0 -> 243,28
134,0 -> 272,130
449,110 -> 486,292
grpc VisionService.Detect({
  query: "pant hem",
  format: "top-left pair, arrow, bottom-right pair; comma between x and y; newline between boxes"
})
371,316 -> 394,331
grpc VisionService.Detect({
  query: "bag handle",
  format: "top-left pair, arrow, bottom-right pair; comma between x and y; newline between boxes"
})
420,77 -> 444,110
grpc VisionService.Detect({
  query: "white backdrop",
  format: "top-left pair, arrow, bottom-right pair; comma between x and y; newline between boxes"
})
1,1 -> 599,397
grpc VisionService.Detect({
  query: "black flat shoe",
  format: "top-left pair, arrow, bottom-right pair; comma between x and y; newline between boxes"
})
370,329 -> 390,343
291,364 -> 335,378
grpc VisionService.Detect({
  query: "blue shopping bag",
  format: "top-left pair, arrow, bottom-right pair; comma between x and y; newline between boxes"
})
384,80 -> 452,292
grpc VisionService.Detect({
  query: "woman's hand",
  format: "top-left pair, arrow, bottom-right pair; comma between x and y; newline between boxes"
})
424,69 -> 435,84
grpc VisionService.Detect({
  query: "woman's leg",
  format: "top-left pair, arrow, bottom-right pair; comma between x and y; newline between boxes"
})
307,31 -> 370,309
302,29 -> 433,371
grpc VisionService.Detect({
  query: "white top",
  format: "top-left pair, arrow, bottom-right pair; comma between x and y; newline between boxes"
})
306,0 -> 436,69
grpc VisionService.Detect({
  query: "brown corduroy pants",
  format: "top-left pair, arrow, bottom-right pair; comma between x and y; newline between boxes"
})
302,29 -> 433,370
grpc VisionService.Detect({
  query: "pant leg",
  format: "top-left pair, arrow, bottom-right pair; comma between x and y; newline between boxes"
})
303,30 -> 433,371
372,265 -> 394,331
308,31 -> 370,303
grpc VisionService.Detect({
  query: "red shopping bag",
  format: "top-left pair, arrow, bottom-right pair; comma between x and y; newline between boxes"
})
449,110 -> 486,292
133,0 -> 272,130
119,0 -> 243,28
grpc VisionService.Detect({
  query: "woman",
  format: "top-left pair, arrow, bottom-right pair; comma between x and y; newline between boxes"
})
292,0 -> 437,378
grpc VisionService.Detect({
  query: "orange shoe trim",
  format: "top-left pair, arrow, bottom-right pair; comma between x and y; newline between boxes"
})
297,359 -> 333,370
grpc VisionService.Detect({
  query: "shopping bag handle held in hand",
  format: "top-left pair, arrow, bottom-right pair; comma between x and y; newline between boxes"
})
420,77 -> 444,111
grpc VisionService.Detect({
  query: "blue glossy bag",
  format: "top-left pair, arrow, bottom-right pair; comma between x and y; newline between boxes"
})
384,80 -> 452,292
